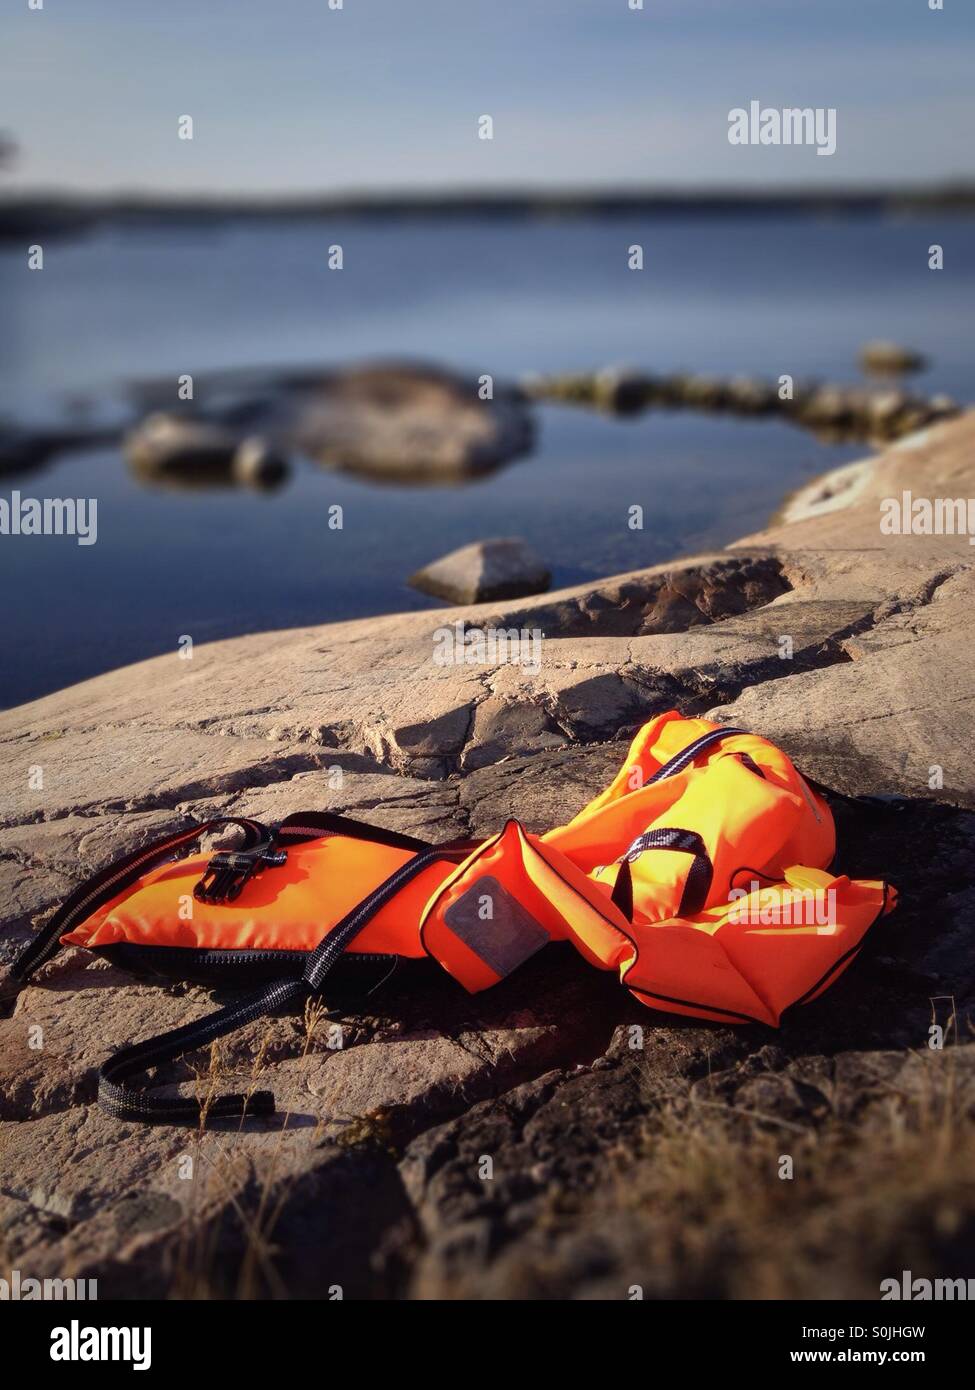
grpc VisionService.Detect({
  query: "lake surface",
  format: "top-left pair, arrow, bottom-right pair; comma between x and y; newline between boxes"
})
1,213 -> 972,708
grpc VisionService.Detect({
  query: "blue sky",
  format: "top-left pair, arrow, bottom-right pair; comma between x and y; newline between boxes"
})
3,0 -> 974,193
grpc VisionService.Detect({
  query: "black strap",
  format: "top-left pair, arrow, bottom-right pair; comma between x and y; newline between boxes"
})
611,858 -> 634,920
616,827 -> 713,917
11,811 -> 435,988
9,816 -> 272,985
801,775 -> 912,811
97,976 -> 302,1123
97,845 -> 448,1125
302,846 -> 442,990
277,811 -> 433,853
608,729 -> 744,923
647,726 -> 746,784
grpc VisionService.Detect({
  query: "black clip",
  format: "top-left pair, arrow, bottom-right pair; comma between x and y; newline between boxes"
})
194,832 -> 287,904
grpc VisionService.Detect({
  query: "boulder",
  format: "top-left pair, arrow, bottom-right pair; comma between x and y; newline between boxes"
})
409,537 -> 551,604
724,375 -> 779,414
292,364 -> 534,482
590,367 -> 653,415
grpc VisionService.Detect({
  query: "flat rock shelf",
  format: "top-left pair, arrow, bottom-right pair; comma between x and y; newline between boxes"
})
1,414 -> 974,1299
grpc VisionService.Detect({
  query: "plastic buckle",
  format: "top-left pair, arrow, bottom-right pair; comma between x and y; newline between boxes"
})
193,840 -> 287,904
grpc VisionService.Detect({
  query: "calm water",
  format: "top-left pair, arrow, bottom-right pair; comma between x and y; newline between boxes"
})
1,214 -> 972,708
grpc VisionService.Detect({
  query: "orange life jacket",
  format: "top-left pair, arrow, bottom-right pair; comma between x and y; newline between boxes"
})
11,712 -> 894,1125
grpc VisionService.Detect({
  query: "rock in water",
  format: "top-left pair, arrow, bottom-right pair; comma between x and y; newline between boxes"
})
410,537 -> 551,603
591,367 -> 653,415
294,364 -> 534,482
125,412 -> 237,473
232,436 -> 288,490
859,341 -> 927,375
125,413 -> 288,491
125,362 -> 535,484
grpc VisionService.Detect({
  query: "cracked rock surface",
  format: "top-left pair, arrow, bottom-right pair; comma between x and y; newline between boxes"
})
1,414 -> 974,1298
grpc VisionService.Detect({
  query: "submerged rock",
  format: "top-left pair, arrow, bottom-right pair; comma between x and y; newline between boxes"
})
409,537 -> 551,604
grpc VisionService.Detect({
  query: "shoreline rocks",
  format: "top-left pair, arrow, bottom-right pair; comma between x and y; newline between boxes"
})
523,367 -> 959,442
5,357 -> 963,490
6,362 -> 536,488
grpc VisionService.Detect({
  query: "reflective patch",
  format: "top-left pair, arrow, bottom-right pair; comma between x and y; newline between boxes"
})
443,875 -> 549,978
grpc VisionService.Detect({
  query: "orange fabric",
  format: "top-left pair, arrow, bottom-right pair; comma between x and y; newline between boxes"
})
619,874 -> 892,1026
419,821 -> 634,989
419,712 -> 890,1022
62,711 -> 895,1026
62,836 -> 450,957
543,711 -> 835,894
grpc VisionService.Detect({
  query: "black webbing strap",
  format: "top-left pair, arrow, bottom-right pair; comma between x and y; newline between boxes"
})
276,810 -> 433,853
802,775 -> 911,811
9,816 -> 271,985
647,726 -> 747,784
97,845 -> 448,1125
613,826 -> 713,918
97,976 -> 302,1123
607,728 -> 745,922
611,858 -> 634,921
302,846 -> 444,991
